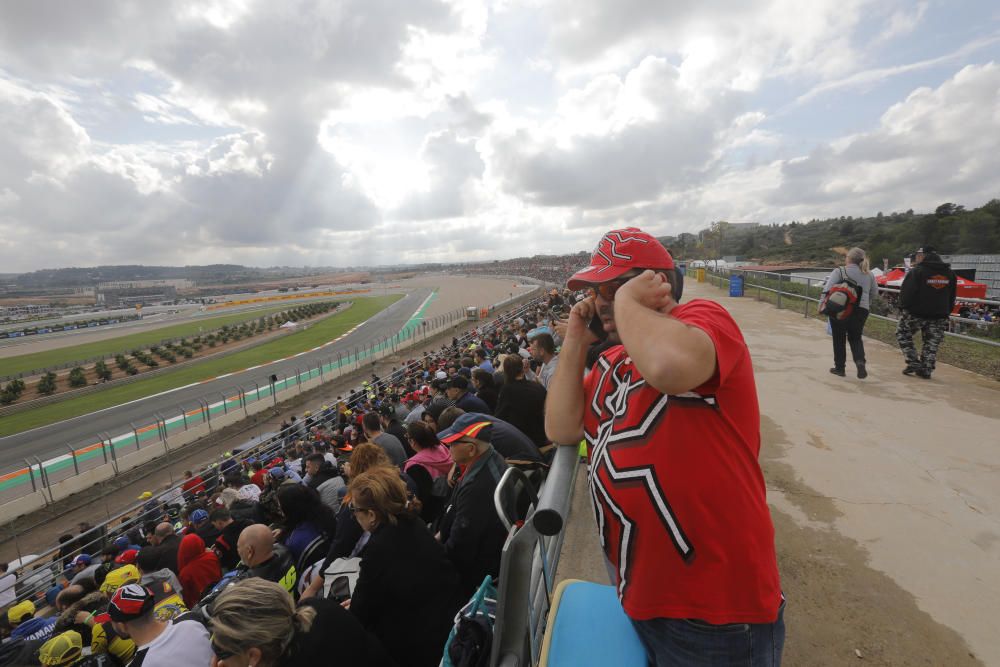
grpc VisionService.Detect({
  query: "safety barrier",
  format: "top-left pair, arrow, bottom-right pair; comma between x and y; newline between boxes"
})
0,286 -> 549,604
0,286 -> 542,518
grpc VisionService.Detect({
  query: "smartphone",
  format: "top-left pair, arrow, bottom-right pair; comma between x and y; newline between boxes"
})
588,313 -> 608,341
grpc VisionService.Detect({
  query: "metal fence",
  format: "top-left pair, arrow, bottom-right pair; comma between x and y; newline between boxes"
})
708,269 -> 1000,349
0,287 -> 548,606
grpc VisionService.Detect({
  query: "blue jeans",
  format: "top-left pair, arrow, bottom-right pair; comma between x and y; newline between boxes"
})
631,599 -> 785,666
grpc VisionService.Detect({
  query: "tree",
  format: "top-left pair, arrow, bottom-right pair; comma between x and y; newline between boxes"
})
68,366 -> 87,388
37,371 -> 57,396
95,360 -> 113,382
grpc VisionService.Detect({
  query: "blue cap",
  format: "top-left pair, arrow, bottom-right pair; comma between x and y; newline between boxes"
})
70,554 -> 91,568
113,536 -> 130,551
190,509 -> 209,523
269,467 -> 286,480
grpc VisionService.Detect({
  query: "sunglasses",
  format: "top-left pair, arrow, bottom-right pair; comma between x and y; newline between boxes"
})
348,502 -> 370,514
211,634 -> 235,660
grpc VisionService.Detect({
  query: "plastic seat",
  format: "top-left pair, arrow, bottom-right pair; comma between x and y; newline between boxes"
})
539,579 -> 647,667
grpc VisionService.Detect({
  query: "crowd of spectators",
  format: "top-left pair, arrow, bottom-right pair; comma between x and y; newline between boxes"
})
454,252 -> 588,285
0,287 -> 578,666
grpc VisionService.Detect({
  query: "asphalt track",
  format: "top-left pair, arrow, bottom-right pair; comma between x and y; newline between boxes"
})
0,288 -> 432,473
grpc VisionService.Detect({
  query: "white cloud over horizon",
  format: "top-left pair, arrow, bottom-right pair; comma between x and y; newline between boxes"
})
0,0 -> 998,272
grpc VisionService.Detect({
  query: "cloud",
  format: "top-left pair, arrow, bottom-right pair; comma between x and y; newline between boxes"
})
395,130 -> 486,220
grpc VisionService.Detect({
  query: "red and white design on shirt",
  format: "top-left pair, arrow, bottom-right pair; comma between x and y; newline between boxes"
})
583,299 -> 781,624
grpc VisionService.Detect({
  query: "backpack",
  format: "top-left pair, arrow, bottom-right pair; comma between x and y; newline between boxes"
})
442,575 -> 497,667
819,268 -> 862,320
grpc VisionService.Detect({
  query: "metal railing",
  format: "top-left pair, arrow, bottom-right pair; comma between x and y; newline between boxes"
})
708,269 -> 1000,349
492,445 -> 580,667
1,288 -> 548,606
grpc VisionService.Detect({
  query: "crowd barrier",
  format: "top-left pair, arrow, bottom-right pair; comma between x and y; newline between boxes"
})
709,268 -> 1000,349
0,286 -> 541,522
1,285 -> 549,605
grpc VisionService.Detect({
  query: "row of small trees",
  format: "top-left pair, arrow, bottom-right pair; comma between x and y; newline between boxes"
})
0,301 -> 343,405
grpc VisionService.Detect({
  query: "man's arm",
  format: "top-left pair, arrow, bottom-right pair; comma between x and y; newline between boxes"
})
614,271 -> 717,396
544,297 -> 597,445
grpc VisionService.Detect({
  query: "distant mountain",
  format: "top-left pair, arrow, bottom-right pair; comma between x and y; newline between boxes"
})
10,264 -> 342,289
660,199 -> 1000,266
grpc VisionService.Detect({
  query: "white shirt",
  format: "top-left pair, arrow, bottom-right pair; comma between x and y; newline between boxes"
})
133,620 -> 213,667
0,573 -> 15,607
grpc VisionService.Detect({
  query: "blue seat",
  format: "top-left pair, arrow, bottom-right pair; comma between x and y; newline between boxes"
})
539,579 -> 647,667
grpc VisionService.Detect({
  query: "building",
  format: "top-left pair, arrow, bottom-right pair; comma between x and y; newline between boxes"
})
941,255 -> 1000,300
96,285 -> 177,307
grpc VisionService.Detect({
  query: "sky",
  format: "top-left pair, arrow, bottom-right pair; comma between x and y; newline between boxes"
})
0,0 -> 998,272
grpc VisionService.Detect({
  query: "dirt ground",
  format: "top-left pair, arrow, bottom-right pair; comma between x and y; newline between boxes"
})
557,278 -> 999,665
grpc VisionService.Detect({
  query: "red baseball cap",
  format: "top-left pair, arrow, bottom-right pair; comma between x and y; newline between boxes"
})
567,227 -> 674,290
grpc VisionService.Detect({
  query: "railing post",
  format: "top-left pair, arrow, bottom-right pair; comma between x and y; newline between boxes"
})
23,460 -> 37,493
66,445 -> 79,475
776,274 -> 783,309
130,422 -> 141,450
179,404 -> 188,430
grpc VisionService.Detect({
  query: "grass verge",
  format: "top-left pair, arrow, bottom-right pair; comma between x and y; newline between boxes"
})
0,295 -> 402,437
1,303 -> 313,378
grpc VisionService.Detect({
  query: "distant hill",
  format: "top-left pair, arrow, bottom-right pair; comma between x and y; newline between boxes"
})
9,264 -> 346,289
660,199 -> 1000,266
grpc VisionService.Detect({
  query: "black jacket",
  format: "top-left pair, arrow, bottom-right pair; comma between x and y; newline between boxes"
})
495,379 -> 548,448
351,514 -> 459,667
439,448 -> 508,599
248,543 -> 297,595
900,259 -> 957,318
284,598 -> 396,667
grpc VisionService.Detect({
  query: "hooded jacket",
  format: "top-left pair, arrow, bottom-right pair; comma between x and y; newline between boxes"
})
900,258 -> 958,318
403,444 -> 453,479
177,534 -> 223,608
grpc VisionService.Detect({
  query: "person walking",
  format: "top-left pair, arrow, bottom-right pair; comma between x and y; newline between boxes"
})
896,247 -> 957,379
546,227 -> 784,667
823,247 -> 879,379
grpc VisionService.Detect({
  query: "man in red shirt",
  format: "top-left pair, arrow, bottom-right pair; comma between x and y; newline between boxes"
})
180,470 -> 206,496
547,228 -> 784,666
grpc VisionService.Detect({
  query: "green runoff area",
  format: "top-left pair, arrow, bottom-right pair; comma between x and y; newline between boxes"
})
0,294 -> 402,437
0,303 -> 309,379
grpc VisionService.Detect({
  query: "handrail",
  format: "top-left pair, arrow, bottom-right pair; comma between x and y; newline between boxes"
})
493,444 -> 580,667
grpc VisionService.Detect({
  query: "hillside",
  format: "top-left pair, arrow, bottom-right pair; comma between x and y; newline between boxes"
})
661,199 -> 1000,266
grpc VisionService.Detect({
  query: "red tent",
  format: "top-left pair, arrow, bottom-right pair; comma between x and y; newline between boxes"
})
877,266 -> 987,299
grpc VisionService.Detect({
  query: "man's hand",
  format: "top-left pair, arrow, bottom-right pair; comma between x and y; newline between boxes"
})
563,294 -> 599,345
616,270 -> 675,314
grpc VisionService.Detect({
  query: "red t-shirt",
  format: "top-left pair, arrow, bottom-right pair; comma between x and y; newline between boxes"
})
181,475 -> 206,495
583,299 -> 781,624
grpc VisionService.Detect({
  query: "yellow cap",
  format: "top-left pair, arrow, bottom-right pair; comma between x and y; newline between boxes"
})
303,411 -> 312,417
138,491 -> 152,500
38,630 -> 83,666
100,564 -> 140,594
7,599 -> 35,625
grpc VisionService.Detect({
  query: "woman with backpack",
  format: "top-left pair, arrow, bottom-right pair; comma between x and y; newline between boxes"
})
823,247 -> 880,379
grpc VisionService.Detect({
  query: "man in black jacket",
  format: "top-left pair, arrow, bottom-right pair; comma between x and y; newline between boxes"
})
896,247 -> 957,379
436,416 -> 509,599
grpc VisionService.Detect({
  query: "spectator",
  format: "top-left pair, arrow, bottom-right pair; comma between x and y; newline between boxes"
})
135,549 -> 185,615
439,409 -> 542,463
235,524 -> 298,595
210,578 -> 394,667
180,470 -> 206,497
176,534 -> 221,608
403,392 -> 426,424
275,484 -> 336,574
897,247 -> 958,379
0,562 -> 15,608
303,452 -> 346,512
403,422 -> 453,523
189,508 -> 219,547
67,554 -> 103,589
546,227 -> 784,664
107,583 -> 212,666
379,406 -> 413,458
361,412 -> 407,468
37,630 -> 83,666
446,375 -> 491,414
435,416 -> 509,598
7,599 -> 56,642
249,460 -> 267,490
529,331 -> 560,389
495,355 -> 548,449
822,247 -> 878,379
346,467 -> 459,667
209,507 -> 251,572
471,368 -> 499,413
324,444 -> 400,563
473,348 -> 494,373
145,523 -> 181,576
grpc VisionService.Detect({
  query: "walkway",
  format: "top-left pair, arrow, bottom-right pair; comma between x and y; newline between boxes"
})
556,278 -> 1000,666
